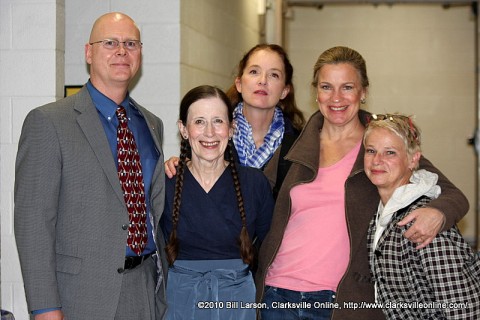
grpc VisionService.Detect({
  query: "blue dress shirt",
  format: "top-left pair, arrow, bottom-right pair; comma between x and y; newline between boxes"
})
87,81 -> 158,257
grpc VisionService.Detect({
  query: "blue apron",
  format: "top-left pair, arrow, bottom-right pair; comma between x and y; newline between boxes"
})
165,259 -> 255,320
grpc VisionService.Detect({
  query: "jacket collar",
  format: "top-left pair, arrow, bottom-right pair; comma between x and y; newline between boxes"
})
285,109 -> 371,175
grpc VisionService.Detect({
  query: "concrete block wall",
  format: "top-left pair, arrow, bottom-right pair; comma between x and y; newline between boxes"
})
1,1 -> 65,318
1,0 -> 181,318
64,0 -> 181,159
1,0 -> 258,317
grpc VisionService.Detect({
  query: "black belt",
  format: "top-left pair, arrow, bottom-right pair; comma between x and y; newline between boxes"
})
124,252 -> 154,270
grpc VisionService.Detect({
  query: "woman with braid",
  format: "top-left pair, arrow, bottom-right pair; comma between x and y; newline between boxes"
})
160,85 -> 274,320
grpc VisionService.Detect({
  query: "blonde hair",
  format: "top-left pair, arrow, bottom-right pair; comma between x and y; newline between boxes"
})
364,113 -> 422,169
312,46 -> 369,89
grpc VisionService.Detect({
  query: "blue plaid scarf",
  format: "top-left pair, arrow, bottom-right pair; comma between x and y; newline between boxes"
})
233,102 -> 285,168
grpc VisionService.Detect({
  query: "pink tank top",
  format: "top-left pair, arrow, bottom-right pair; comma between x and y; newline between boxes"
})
265,141 -> 361,292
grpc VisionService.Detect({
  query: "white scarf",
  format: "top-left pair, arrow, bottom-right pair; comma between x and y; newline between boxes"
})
372,169 -> 442,250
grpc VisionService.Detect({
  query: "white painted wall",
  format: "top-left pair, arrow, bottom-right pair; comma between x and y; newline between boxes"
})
285,3 -> 477,242
178,0 -> 260,152
180,0 -> 260,94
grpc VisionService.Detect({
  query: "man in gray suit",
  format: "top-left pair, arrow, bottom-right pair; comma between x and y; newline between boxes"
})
14,12 -> 167,320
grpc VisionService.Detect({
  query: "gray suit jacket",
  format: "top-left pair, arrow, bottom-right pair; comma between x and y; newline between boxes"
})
14,86 -> 167,319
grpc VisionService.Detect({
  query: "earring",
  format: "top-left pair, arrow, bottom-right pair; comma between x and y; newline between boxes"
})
315,98 -> 318,102
361,98 -> 366,104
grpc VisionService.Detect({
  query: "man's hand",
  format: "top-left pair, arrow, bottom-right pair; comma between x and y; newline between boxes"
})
397,207 -> 445,249
165,156 -> 180,178
35,310 -> 64,320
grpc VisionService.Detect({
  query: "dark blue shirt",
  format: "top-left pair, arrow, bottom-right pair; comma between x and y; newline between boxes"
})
87,81 -> 158,256
161,165 -> 274,260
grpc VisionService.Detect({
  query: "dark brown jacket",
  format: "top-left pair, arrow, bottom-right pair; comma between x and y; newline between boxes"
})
256,110 -> 469,319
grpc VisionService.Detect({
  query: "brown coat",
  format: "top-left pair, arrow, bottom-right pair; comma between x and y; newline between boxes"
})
256,110 -> 469,319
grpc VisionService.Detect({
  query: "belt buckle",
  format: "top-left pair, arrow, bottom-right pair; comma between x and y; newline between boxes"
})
124,253 -> 152,270
124,256 -> 136,270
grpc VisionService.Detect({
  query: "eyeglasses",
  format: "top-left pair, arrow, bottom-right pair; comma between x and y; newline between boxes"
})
369,113 -> 410,122
89,39 -> 143,51
368,113 -> 419,143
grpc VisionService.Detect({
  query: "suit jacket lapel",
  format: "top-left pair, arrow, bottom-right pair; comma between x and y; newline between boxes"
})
74,87 -> 125,204
131,100 -> 162,152
130,99 -> 165,227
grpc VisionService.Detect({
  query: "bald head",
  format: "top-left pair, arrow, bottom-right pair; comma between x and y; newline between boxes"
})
89,12 -> 140,43
85,12 -> 142,103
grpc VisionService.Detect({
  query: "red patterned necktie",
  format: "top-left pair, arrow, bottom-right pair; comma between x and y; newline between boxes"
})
116,106 -> 148,256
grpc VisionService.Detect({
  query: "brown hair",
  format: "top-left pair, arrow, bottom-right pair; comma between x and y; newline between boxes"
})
165,85 -> 254,265
226,44 -> 305,131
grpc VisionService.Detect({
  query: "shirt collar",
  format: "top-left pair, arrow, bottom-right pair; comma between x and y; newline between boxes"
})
86,80 -> 130,121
